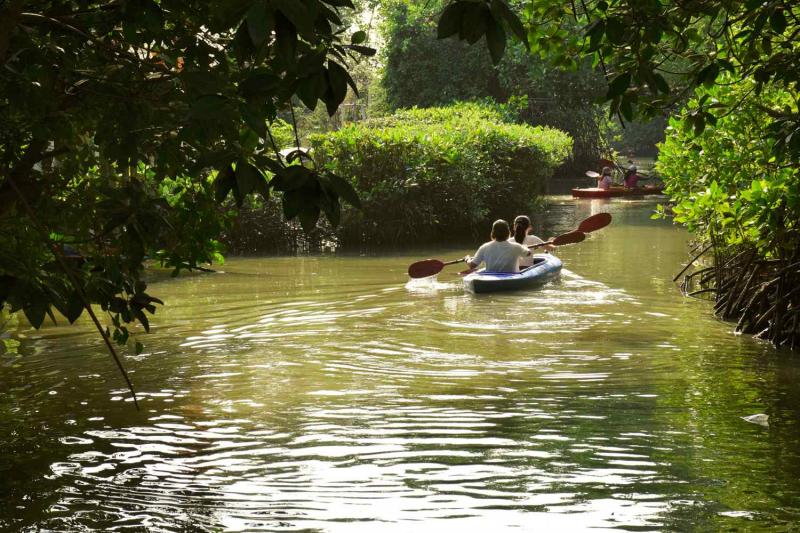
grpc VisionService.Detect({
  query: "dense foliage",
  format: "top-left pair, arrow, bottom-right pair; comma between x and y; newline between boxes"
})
310,102 -> 572,246
0,0 -> 384,397
659,81 -> 797,256
658,81 -> 800,347
381,0 -> 606,171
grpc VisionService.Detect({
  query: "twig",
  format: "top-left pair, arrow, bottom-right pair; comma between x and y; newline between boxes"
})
673,243 -> 712,282
5,172 -> 139,410
688,287 -> 717,297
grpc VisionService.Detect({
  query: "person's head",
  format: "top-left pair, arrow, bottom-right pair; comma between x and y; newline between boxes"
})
490,219 -> 510,241
601,166 -> 612,177
512,215 -> 531,244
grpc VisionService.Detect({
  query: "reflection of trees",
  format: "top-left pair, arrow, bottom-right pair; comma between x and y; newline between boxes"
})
653,335 -> 800,529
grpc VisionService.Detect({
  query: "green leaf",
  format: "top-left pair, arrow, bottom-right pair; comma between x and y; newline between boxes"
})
239,102 -> 267,138
619,96 -> 634,121
235,162 -> 267,201
214,165 -> 236,202
717,58 -> 735,73
272,166 -> 312,192
769,9 -> 787,34
320,191 -> 341,227
325,61 -> 349,115
491,0 -> 527,48
605,17 -> 625,45
298,206 -> 321,232
345,44 -> 377,57
697,62 -> 720,88
282,189 -> 304,219
693,113 -> 706,136
461,2 -> 489,44
23,299 -> 47,329
351,30 -> 367,44
275,12 -> 298,63
606,71 -> 631,99
485,15 -> 507,65
325,172 -> 360,208
246,1 -> 274,47
585,19 -> 605,52
272,0 -> 313,36
296,72 -> 327,110
65,292 -> 84,324
438,2 -> 466,39
132,308 -> 150,333
652,72 -> 670,94
239,72 -> 281,101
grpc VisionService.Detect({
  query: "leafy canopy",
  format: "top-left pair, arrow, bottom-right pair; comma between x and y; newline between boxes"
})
0,1 -> 538,404
437,0 -> 799,161
657,80 -> 799,258
0,1 -> 377,353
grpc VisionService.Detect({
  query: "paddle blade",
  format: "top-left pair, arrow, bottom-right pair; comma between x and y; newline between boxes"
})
585,170 -> 600,178
408,259 -> 445,278
552,230 -> 586,246
577,212 -> 612,233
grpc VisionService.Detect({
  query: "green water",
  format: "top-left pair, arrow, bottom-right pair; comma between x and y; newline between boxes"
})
2,198 -> 800,532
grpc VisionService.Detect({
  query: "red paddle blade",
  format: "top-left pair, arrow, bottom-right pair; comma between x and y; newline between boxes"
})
408,259 -> 445,278
577,212 -> 612,233
552,230 -> 586,246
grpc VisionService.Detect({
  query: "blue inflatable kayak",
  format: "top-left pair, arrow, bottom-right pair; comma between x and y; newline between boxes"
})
463,254 -> 562,294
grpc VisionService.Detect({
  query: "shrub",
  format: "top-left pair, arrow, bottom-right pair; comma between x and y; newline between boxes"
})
310,102 -> 572,247
657,79 -> 799,256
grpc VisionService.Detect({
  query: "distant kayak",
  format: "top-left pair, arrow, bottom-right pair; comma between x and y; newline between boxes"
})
463,254 -> 562,294
571,185 -> 665,198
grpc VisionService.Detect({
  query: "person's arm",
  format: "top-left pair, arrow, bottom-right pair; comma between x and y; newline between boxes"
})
528,234 -> 555,252
465,245 -> 484,268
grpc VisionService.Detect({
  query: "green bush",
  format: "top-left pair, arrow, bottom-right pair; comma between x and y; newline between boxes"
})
379,1 -> 605,175
657,79 -> 799,258
310,102 -> 572,247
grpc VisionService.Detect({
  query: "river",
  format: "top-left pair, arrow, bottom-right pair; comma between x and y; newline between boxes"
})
2,197 -> 800,531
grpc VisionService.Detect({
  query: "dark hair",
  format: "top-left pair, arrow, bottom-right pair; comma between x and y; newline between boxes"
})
601,166 -> 612,176
513,215 -> 530,244
491,219 -> 510,241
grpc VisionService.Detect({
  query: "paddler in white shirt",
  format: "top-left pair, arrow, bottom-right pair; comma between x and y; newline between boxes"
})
465,219 -> 532,273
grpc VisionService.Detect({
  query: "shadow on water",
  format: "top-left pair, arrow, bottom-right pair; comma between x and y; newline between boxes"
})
2,197 -> 800,531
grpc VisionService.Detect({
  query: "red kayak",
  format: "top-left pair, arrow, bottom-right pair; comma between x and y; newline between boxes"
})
571,185 -> 665,198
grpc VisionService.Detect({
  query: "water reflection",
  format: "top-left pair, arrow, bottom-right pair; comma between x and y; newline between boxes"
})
2,198 -> 800,531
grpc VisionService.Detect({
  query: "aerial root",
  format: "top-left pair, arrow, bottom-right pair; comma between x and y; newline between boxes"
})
679,245 -> 800,349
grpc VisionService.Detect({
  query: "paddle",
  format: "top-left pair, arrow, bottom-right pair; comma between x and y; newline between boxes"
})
577,212 -> 612,233
458,230 -> 586,276
530,230 -> 586,248
407,257 -> 465,279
